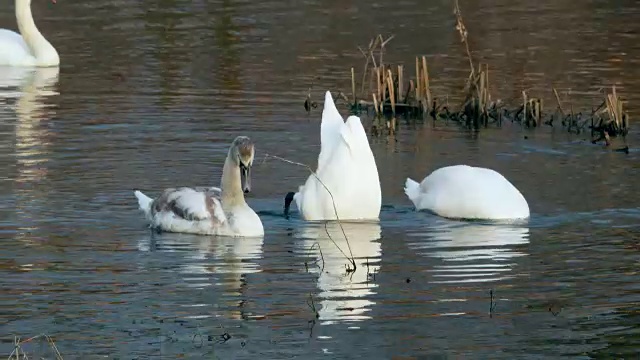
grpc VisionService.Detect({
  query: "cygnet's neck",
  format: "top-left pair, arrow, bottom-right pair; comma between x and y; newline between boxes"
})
220,154 -> 246,207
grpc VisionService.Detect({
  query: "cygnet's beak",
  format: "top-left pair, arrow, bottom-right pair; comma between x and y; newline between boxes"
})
240,164 -> 251,193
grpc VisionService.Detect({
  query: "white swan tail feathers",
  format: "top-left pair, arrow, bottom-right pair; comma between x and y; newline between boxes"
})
288,90 -> 382,221
318,91 -> 345,169
134,190 -> 153,218
404,178 -> 421,207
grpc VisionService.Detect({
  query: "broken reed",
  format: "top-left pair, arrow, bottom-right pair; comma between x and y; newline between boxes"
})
349,34 -> 433,119
337,28 -> 629,145
316,0 -> 630,145
365,1 -> 627,144
346,53 -> 630,145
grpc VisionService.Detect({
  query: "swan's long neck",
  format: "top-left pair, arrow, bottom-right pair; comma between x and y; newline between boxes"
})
16,0 -> 59,66
220,153 -> 246,208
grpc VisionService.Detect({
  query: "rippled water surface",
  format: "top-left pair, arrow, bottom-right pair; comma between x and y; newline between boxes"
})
1,0 -> 640,358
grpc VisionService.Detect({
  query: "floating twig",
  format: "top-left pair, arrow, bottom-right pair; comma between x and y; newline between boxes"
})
261,154 -> 356,271
8,334 -> 63,360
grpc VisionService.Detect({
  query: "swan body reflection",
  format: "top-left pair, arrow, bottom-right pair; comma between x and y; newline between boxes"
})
293,221 -> 382,324
408,220 -> 530,284
5,66 -> 59,245
137,233 -> 264,320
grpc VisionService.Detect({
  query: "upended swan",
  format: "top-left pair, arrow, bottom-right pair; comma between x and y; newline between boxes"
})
134,136 -> 264,237
0,0 -> 59,67
404,165 -> 530,220
284,90 -> 381,221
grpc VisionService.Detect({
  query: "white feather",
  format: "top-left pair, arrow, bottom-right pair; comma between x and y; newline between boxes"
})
405,165 -> 530,220
133,137 -> 264,237
134,190 -> 153,219
169,188 -> 212,220
0,1 -> 60,67
292,91 -> 382,221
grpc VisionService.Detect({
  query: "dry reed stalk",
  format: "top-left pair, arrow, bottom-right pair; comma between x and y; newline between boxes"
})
407,79 -> 415,103
356,34 -> 394,100
522,90 -> 527,125
377,34 -> 394,72
386,69 -> 396,115
367,65 -> 376,101
350,67 -> 356,105
454,0 -> 474,76
605,85 -> 624,129
552,87 -> 566,116
415,57 -> 421,101
477,66 -> 488,126
421,56 -> 432,113
382,67 -> 388,105
376,67 -> 382,101
397,65 -> 404,104
485,63 -> 490,103
358,36 -> 382,96
372,93 -> 380,115
262,154 -> 357,270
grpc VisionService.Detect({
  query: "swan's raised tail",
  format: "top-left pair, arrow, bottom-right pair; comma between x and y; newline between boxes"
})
404,178 -> 421,207
134,190 -> 153,218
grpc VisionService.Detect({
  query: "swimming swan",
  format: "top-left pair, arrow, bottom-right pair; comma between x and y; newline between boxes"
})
404,165 -> 530,220
0,0 -> 60,67
284,91 -> 381,221
134,136 -> 264,237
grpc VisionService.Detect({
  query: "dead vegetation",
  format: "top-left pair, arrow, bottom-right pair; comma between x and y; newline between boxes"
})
8,334 -> 63,360
307,0 -> 630,152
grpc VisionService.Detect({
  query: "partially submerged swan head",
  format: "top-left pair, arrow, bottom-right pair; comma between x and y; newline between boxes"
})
283,191 -> 295,218
228,136 -> 255,194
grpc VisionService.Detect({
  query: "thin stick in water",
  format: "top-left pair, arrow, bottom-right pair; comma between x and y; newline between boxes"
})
351,67 -> 356,105
261,154 -> 356,270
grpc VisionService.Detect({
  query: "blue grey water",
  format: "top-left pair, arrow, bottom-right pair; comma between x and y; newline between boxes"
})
1,0 -> 639,358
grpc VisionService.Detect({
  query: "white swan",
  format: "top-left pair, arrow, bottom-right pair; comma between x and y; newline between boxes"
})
0,0 -> 59,67
284,90 -> 381,221
405,165 -> 530,220
134,136 -> 264,237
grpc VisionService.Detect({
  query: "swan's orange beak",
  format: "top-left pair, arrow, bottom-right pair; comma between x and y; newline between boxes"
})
52,0 -> 57,3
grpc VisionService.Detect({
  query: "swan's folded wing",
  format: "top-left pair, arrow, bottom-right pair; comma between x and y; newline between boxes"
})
193,186 -> 222,196
343,116 -> 370,151
154,187 -> 226,224
0,29 -> 32,66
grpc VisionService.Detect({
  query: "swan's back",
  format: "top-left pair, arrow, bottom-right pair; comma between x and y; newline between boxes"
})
0,30 -> 35,67
416,165 -> 529,220
344,115 -> 381,209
